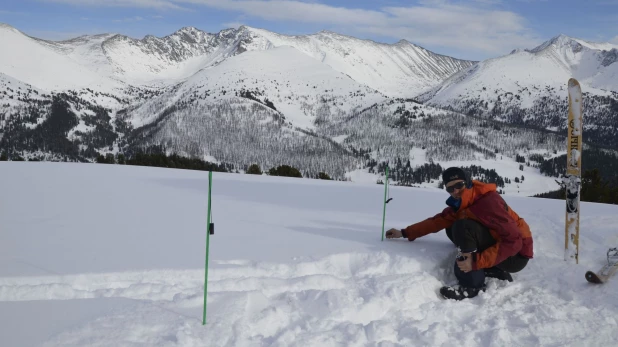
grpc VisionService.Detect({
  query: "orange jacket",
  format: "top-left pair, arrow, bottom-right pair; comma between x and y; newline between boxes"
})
403,180 -> 533,269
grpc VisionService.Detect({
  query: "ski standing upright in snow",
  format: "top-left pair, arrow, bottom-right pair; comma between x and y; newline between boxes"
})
564,78 -> 583,264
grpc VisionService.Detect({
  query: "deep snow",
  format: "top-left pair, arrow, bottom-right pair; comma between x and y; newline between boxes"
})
1,162 -> 618,346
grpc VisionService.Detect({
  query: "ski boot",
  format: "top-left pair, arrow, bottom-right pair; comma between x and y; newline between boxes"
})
440,285 -> 486,300
484,266 -> 513,282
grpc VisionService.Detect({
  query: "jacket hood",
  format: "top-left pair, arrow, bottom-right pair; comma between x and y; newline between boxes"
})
448,180 -> 497,211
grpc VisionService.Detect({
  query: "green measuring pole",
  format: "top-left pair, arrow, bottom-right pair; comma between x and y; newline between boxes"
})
203,171 -> 213,325
381,166 -> 390,241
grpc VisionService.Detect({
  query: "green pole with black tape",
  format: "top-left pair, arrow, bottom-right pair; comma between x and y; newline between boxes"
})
203,171 -> 213,325
381,165 -> 390,241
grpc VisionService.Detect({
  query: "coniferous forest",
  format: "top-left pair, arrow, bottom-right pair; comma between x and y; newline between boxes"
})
1,87 -> 617,204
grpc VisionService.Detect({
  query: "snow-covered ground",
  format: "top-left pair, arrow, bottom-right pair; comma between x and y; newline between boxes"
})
1,162 -> 618,346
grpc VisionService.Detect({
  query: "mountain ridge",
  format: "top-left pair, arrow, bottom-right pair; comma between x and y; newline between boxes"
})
1,22 -> 617,196
0,22 -> 477,96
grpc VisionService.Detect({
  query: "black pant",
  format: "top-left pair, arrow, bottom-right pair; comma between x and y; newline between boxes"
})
446,219 -> 528,288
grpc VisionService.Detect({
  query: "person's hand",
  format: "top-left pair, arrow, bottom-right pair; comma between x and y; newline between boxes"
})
457,252 -> 473,273
385,228 -> 403,239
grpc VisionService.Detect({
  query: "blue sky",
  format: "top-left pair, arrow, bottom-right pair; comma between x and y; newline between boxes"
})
1,0 -> 617,60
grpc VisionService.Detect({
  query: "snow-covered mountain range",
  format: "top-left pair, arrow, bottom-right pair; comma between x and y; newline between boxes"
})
419,34 -> 618,146
422,34 -> 618,102
1,22 -> 617,195
0,23 -> 475,95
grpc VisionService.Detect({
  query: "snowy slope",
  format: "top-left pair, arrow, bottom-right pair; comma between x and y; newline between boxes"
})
90,27 -> 244,85
1,162 -> 618,346
129,46 -> 385,130
44,26 -> 254,86
52,33 -> 118,79
527,35 -> 618,92
529,34 -> 618,55
318,97 -> 565,196
416,35 -> 618,148
0,72 -> 47,109
65,25 -> 475,95
242,27 -> 477,97
0,24 -> 123,92
0,73 -> 54,138
420,35 -> 618,107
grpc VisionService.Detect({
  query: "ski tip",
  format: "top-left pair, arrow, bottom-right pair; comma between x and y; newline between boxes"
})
585,271 -> 603,284
568,78 -> 580,88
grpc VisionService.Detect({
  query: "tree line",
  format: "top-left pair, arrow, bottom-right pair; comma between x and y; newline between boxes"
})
538,146 -> 618,186
369,160 -> 510,193
424,89 -> 618,148
94,146 -> 333,180
533,169 -> 618,204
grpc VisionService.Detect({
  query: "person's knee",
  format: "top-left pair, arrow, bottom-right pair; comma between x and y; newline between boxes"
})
451,219 -> 469,231
450,219 -> 478,247
500,255 -> 529,273
457,218 -> 487,229
445,227 -> 455,244
452,219 -> 495,251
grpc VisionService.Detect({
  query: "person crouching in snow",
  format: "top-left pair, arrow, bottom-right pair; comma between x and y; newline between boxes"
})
385,167 -> 533,300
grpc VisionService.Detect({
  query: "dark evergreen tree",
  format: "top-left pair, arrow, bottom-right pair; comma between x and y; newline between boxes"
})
247,164 -> 262,175
268,165 -> 302,178
317,172 -> 332,180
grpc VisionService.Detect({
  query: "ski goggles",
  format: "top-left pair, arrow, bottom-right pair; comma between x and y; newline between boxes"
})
445,181 -> 466,193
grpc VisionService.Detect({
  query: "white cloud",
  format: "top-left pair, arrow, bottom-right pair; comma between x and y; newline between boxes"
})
180,0 -> 388,25
610,35 -> 618,44
0,10 -> 29,15
112,16 -> 145,23
25,29 -> 102,41
222,21 -> 245,29
39,0 -> 543,57
179,0 -> 541,57
41,0 -> 188,10
374,3 -> 540,54
473,0 -> 503,4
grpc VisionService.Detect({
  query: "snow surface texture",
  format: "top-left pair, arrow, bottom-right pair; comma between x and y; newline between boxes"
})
1,162 -> 618,346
